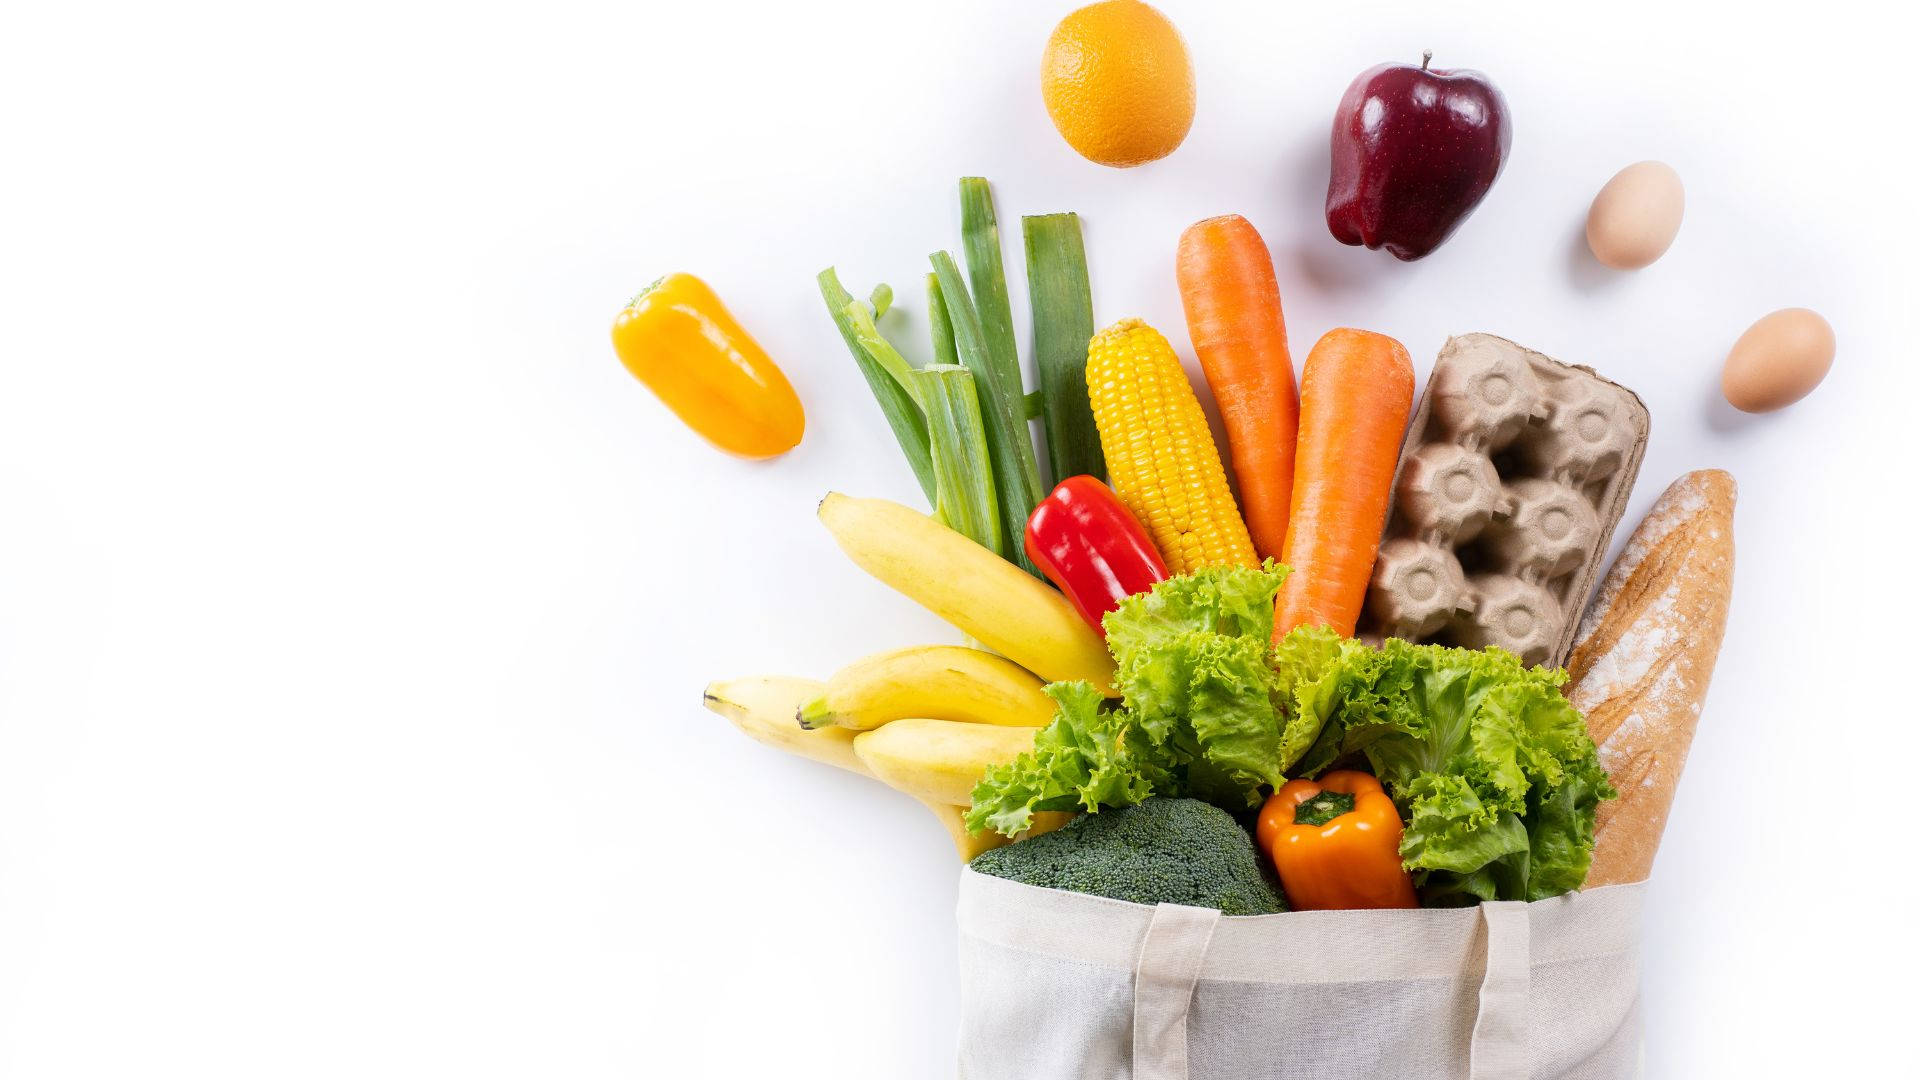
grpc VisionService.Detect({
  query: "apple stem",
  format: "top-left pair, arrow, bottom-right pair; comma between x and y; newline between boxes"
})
1421,50 -> 1433,70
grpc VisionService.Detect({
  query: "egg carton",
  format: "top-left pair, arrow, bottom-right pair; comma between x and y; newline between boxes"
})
1360,333 -> 1650,668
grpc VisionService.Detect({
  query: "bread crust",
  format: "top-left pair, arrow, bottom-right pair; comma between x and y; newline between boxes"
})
1566,469 -> 1736,888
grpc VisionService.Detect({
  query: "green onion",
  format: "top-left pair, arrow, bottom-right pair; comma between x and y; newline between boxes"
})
958,178 -> 1023,403
842,301 -> 921,408
818,267 -> 935,502
916,365 -> 1001,554
931,250 -> 1045,575
1022,213 -> 1102,485
926,272 -> 959,370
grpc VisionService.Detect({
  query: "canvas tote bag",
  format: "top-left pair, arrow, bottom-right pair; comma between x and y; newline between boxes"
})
957,868 -> 1644,1080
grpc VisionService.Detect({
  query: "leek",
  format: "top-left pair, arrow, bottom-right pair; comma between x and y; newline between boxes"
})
916,365 -> 1001,554
842,301 -> 921,407
931,251 -> 1046,576
839,287 -> 997,553
1022,213 -> 1102,484
926,272 -> 959,370
959,178 -> 1022,400
818,268 -> 934,502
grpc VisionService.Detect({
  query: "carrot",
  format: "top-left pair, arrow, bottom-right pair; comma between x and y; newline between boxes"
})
1273,328 -> 1415,641
1176,215 -> 1298,562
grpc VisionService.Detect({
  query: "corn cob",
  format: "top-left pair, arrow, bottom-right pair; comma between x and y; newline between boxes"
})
1085,318 -> 1258,575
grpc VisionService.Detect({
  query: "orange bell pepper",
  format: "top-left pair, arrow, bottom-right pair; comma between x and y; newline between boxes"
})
1257,771 -> 1417,911
611,273 -> 804,459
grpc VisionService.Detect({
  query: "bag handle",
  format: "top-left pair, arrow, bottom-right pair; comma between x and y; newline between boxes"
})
1131,902 -> 1220,1080
1129,899 -> 1531,1080
1469,900 -> 1532,1080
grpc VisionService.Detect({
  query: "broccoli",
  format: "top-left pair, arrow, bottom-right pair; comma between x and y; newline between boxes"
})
968,798 -> 1286,915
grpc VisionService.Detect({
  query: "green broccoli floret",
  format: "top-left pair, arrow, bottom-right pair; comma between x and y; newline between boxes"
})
968,797 -> 1286,915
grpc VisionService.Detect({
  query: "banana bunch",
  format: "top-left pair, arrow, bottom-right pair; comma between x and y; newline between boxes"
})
702,493 -> 1113,859
703,645 -> 1073,860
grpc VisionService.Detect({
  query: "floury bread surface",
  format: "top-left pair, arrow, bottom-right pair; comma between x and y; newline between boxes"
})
1360,334 -> 1650,668
1566,470 -> 1736,887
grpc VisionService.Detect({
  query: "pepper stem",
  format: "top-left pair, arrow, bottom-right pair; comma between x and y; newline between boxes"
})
1293,790 -> 1356,828
628,275 -> 667,309
1421,50 -> 1433,71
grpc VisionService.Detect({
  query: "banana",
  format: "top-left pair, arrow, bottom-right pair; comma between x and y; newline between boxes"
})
701,676 -> 869,776
919,799 -> 1079,860
703,675 -> 1075,861
798,645 -> 1057,731
818,493 -> 1115,693
919,798 -> 1011,861
852,717 -> 1040,805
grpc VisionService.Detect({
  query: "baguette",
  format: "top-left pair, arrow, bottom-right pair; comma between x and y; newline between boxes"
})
1565,469 -> 1736,888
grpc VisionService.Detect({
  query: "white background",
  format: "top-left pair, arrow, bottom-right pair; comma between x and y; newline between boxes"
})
3,0 -> 1916,1076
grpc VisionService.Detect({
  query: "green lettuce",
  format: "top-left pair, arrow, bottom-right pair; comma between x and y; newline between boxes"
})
1286,638 -> 1615,903
1107,562 -> 1295,799
965,568 -> 1613,904
1269,625 -> 1367,777
964,681 -> 1173,838
967,563 -> 1318,836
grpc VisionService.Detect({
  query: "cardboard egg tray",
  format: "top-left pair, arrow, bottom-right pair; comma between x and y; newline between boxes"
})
1360,333 -> 1650,668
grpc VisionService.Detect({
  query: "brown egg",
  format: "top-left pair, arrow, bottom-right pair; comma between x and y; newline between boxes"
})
1721,308 -> 1835,413
1586,161 -> 1685,270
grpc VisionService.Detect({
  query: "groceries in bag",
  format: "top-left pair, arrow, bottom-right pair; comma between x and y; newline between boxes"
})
680,189 -> 1748,1080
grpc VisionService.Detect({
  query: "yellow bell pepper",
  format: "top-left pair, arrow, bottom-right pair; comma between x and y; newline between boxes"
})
611,273 -> 804,458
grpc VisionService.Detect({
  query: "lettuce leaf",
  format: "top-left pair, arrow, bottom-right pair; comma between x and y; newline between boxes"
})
1270,625 -> 1366,776
1106,562 -> 1296,799
1278,636 -> 1615,902
968,563 -> 1313,836
963,680 -> 1173,836
1518,752 -> 1610,900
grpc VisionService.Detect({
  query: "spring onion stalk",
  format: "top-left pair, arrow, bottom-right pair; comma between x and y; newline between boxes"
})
915,365 -> 1002,554
1022,213 -> 1102,485
926,272 -> 959,370
842,301 -> 921,408
958,178 -> 1023,401
931,250 -> 1046,576
841,290 -> 999,556
818,267 -> 935,502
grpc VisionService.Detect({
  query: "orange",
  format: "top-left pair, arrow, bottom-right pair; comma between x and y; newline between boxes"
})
1040,0 -> 1194,168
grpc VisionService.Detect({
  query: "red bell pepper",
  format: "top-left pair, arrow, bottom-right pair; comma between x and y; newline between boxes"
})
1024,476 -> 1169,635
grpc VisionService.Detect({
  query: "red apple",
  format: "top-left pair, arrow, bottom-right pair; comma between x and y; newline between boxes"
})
1325,52 -> 1512,261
